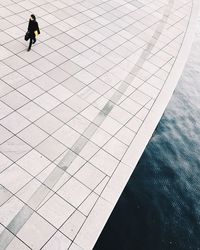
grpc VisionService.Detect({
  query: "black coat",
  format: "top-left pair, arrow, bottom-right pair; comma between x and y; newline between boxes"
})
28,20 -> 40,38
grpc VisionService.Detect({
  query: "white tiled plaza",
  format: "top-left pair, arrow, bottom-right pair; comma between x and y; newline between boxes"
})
0,0 -> 198,249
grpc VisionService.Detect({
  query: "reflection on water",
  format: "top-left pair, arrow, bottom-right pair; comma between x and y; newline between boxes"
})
94,19 -> 200,250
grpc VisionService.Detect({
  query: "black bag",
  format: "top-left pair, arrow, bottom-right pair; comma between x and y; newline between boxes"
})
24,31 -> 30,41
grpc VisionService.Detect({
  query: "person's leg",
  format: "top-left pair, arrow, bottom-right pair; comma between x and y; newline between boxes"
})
33,36 -> 36,44
28,38 -> 33,51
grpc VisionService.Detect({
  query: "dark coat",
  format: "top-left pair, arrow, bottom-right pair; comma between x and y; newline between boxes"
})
28,19 -> 40,38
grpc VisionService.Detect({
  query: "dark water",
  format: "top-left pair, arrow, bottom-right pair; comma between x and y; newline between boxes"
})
94,24 -> 200,250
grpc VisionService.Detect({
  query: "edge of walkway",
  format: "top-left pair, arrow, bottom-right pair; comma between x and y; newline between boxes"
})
73,0 -> 200,249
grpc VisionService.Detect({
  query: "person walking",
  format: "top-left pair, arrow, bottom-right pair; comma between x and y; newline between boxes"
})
27,14 -> 40,51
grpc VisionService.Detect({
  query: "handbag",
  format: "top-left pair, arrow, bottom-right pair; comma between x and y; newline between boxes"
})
24,31 -> 30,41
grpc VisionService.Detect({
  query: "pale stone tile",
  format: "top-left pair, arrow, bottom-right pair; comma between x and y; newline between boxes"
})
139,82 -> 160,99
66,156 -> 86,176
109,105 -> 132,124
18,50 -> 41,64
5,26 -> 24,39
77,87 -> 100,104
68,115 -> 90,134
16,179 -> 43,206
147,76 -> 164,89
81,106 -> 99,122
33,43 -> 54,57
42,14 -> 60,24
36,163 -> 57,184
90,149 -> 119,176
78,141 -> 99,161
60,210 -> 86,240
42,231 -> 71,250
130,89 -> 151,105
58,46 -> 79,60
69,41 -> 89,53
53,125 -> 80,148
45,38 -> 64,50
41,3 -> 57,13
75,163 -> 105,190
18,0 -> 36,9
74,69 -> 96,85
94,176 -> 110,195
4,40 -> 25,54
0,19 -> 13,30
102,162 -> 133,204
115,126 -> 136,145
18,102 -> 46,122
69,243 -> 84,250
18,82 -> 44,99
32,76 -> 56,93
18,124 -> 48,147
120,97 -> 142,115
0,185 -> 12,206
58,177 -> 90,207
91,96 -> 108,111
51,171 -> 71,192
0,136 -> 31,162
0,126 -> 13,145
79,192 -> 99,216
6,237 -> 30,250
0,149 -> 12,172
18,65 -> 43,81
136,107 -> 149,120
65,96 -> 89,113
17,150 -> 50,176
155,68 -> 168,80
32,58 -> 55,73
0,196 -> 24,227
60,60 -> 82,75
0,80 -> 13,97
17,213 -> 56,250
145,99 -> 154,109
0,112 -> 30,134
71,54 -> 92,68
38,194 -> 74,228
54,21 -> 72,32
0,101 -> 13,120
0,164 -> 32,193
35,113 -> 63,134
56,33 -> 75,45
62,77 -> 85,93
103,137 -> 128,160
36,137 -> 66,161
90,128 -> 111,147
1,91 -> 29,110
74,197 -> 113,250
89,79 -> 110,95
0,46 -> 13,60
126,115 -> 143,132
114,81 -> 135,97
47,67 -> 70,83
100,116 -> 122,135
49,85 -> 73,102
67,28 -> 85,40
34,93 -> 60,111
45,51 -> 66,66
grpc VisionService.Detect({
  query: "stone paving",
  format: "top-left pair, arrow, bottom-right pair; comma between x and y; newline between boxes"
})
0,0 -> 198,249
